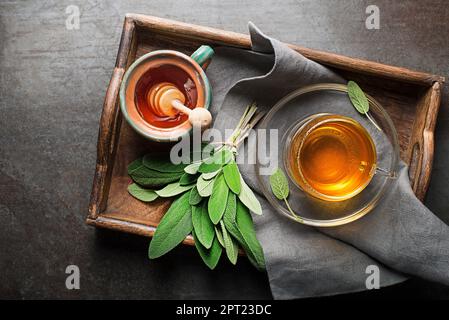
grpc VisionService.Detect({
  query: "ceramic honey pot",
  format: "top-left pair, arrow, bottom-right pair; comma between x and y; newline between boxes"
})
119,45 -> 214,142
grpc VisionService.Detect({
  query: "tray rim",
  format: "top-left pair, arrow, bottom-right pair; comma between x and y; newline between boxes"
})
87,14 -> 444,240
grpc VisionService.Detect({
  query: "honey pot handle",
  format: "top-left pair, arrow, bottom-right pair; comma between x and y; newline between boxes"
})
191,45 -> 214,70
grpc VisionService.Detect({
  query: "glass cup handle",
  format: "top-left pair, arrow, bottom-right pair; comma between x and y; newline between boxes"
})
375,167 -> 397,179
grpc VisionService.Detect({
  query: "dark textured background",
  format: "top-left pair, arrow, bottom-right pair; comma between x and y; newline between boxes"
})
1,0 -> 448,299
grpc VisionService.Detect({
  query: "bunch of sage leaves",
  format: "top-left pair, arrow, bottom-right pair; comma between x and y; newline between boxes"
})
127,104 -> 265,270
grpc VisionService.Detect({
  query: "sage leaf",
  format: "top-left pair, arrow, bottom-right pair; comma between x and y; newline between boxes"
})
223,192 -> 237,223
208,174 -> 229,224
143,153 -> 187,173
129,166 -> 183,188
184,162 -> 201,175
192,201 -> 215,249
198,162 -> 221,175
223,213 -> 245,247
193,230 -> 222,270
223,198 -> 263,270
269,168 -> 302,221
179,172 -> 199,186
238,178 -> 262,215
215,226 -> 225,247
269,168 -> 289,200
155,182 -> 193,197
347,81 -> 382,131
223,161 -> 241,194
244,244 -> 265,271
198,149 -> 233,173
223,206 -> 244,246
196,175 -> 215,197
235,200 -> 265,270
347,81 -> 369,114
224,224 -> 260,270
189,185 -> 202,206
148,192 -> 192,259
220,221 -> 238,265
128,157 -> 144,175
201,169 -> 221,180
127,183 -> 158,202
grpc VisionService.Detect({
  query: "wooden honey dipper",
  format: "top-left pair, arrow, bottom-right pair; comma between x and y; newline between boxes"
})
147,82 -> 212,129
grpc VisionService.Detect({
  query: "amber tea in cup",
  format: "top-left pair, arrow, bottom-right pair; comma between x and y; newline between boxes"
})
286,113 -> 377,201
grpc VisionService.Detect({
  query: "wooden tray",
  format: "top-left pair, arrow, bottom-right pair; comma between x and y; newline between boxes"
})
87,14 -> 445,244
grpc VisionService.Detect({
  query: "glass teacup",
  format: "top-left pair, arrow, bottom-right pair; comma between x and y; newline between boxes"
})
285,113 -> 387,202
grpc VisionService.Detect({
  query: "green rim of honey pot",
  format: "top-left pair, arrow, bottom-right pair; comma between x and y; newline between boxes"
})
119,45 -> 214,142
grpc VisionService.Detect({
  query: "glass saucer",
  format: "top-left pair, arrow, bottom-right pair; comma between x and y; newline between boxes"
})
255,83 -> 400,227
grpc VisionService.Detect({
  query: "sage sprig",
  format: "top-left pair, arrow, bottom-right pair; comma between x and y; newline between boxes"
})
127,103 -> 266,271
347,81 -> 381,131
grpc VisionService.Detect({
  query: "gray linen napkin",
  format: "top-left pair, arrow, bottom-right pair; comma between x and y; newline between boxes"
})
205,23 -> 449,299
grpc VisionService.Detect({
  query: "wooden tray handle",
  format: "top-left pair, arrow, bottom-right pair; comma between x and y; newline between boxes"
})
88,67 -> 124,218
88,18 -> 136,219
408,81 -> 441,201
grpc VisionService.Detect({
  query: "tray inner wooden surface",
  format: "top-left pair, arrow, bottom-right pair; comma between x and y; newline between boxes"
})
99,28 -> 429,230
